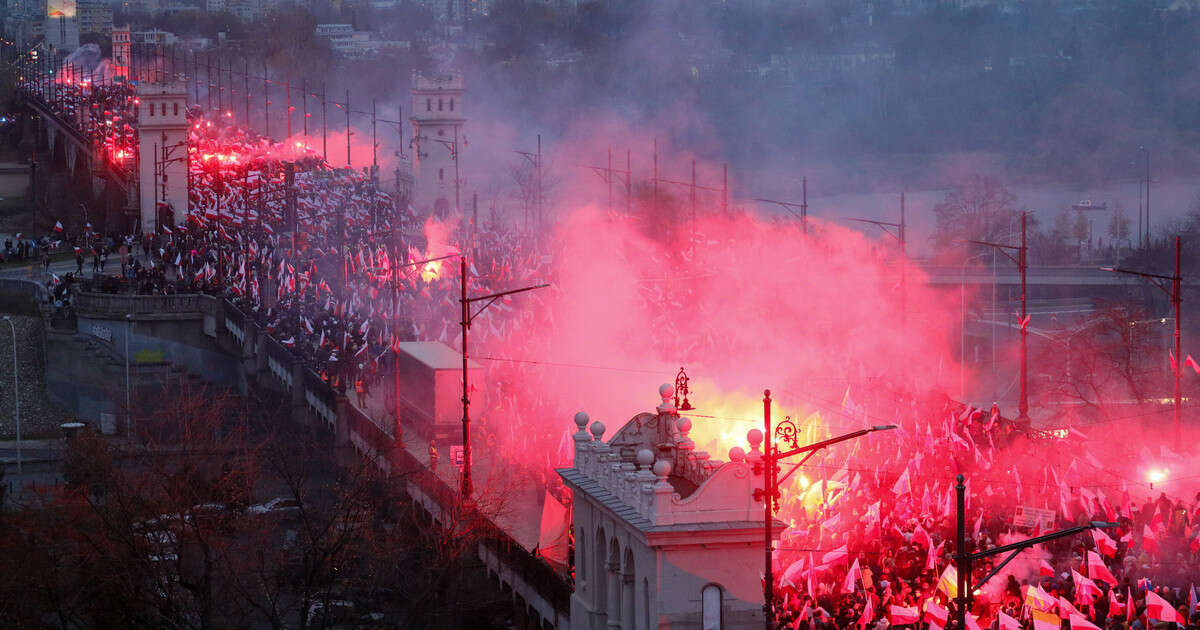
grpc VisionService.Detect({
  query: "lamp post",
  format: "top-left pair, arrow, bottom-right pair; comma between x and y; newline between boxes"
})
754,390 -> 896,629
1101,235 -> 1183,445
459,256 -> 548,498
2,316 -> 19,475
952,473 -> 1118,630
966,210 -> 1029,421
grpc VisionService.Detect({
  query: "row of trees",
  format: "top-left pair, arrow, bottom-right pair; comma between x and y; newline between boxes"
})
0,381 -> 512,629
931,174 -> 1137,265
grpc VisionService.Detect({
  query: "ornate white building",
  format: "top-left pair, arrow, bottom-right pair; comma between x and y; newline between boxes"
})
409,70 -> 464,217
559,385 -> 781,630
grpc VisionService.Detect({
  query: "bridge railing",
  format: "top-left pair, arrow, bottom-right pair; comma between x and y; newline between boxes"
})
73,289 -> 213,318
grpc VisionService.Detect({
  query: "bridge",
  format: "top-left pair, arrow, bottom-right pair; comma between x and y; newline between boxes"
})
58,288 -> 572,630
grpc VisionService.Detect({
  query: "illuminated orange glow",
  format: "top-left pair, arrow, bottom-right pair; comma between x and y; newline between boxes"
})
421,260 -> 442,283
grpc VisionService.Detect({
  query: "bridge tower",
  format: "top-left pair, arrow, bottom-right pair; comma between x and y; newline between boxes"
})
137,82 -> 188,234
112,25 -> 130,80
409,70 -> 464,218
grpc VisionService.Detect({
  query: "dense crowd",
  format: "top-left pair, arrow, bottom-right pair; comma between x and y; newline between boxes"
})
768,386 -> 1200,630
33,81 -> 1200,630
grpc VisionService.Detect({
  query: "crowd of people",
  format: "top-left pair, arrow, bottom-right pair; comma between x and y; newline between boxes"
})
766,385 -> 1200,630
30,78 -> 1200,630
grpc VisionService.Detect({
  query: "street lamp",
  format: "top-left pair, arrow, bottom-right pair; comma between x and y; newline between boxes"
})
952,473 -> 1118,630
754,389 -> 896,629
458,256 -> 549,498
965,210 -> 1029,421
2,316 -> 19,475
1101,235 -> 1182,445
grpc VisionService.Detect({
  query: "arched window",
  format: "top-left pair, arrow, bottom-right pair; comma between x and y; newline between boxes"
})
148,103 -> 154,117
161,103 -> 167,116
426,98 -> 431,111
449,98 -> 455,111
438,98 -> 443,111
173,102 -> 179,116
702,584 -> 723,630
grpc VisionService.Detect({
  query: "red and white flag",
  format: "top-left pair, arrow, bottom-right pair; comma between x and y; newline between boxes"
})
857,595 -> 874,630
1145,590 -> 1186,626
1072,569 -> 1102,604
923,599 -> 949,628
53,220 -> 64,232
1069,612 -> 1102,630
842,558 -> 861,593
1107,589 -> 1124,619
1143,524 -> 1160,555
1092,528 -> 1118,557
1086,551 -> 1118,586
892,468 -> 912,496
889,605 -> 919,626
1039,559 -> 1055,577
998,611 -> 1020,630
821,545 -> 848,567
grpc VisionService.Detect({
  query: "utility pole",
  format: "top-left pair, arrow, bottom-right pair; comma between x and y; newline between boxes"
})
953,473 -> 1118,630
966,214 -> 1028,421
346,89 -> 351,167
321,84 -> 328,161
1143,146 -> 1151,247
1102,235 -> 1183,445
286,77 -> 291,138
458,260 -> 548,498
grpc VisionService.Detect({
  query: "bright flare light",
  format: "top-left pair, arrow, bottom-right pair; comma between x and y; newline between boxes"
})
1147,468 -> 1168,484
421,260 -> 442,282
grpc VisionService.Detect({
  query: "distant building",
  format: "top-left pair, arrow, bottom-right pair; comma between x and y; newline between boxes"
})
410,70 -> 464,216
315,23 -> 354,38
77,0 -> 113,37
131,29 -> 178,46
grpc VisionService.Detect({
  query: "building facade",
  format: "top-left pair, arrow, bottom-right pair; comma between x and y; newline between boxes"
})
409,70 -> 464,217
559,385 -> 779,629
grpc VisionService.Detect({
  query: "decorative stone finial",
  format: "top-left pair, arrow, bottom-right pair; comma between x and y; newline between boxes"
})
747,429 -> 763,450
636,448 -> 654,470
657,383 -> 676,414
574,411 -> 590,430
653,459 -> 672,480
590,421 -> 606,441
729,446 -> 746,463
677,416 -> 692,437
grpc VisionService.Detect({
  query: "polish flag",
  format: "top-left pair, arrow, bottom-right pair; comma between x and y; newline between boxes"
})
1145,590 -> 1186,626
1086,551 -> 1118,587
53,220 -> 64,232
923,599 -> 948,627
842,558 -> 861,593
1127,588 -> 1136,624
1039,559 -> 1055,577
965,613 -> 983,630
821,545 -> 848,567
1059,595 -> 1082,620
1092,528 -> 1118,557
1107,589 -> 1124,619
1072,569 -> 1102,605
998,611 -> 1021,630
889,605 -> 919,626
1143,524 -> 1160,555
857,595 -> 874,630
1069,613 -> 1102,630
